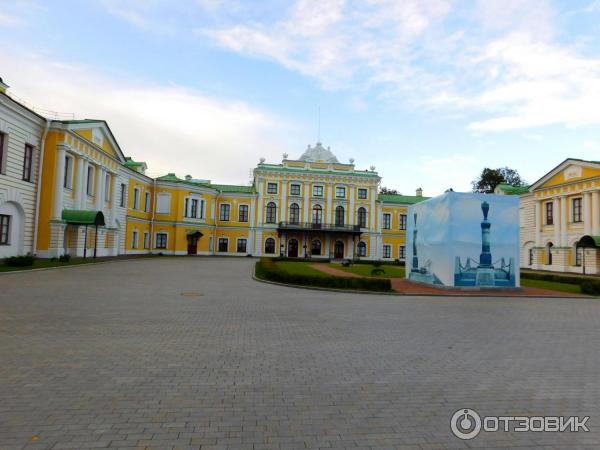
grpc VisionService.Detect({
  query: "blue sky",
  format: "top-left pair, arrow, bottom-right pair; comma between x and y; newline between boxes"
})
1,0 -> 599,195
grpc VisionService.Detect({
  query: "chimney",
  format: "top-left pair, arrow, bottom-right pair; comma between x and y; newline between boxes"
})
416,188 -> 423,197
0,77 -> 8,94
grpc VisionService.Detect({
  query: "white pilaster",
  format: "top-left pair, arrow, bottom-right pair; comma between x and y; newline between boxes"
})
560,195 -> 567,247
553,197 -> 560,245
281,180 -> 288,222
111,173 -> 118,226
75,156 -> 85,209
95,166 -> 105,211
303,181 -> 310,222
53,145 -> 67,219
535,199 -> 542,246
326,184 -> 333,224
584,192 -> 592,235
257,180 -> 264,226
349,186 -> 355,225
592,190 -> 600,236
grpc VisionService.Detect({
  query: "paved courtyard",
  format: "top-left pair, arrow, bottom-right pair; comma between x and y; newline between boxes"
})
1,258 -> 599,450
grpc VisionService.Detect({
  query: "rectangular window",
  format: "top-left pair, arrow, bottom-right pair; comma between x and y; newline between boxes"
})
0,132 -> 5,174
358,188 -> 367,199
313,185 -> 323,197
0,214 -> 10,245
336,186 -> 346,198
575,247 -> 582,266
383,245 -> 391,259
133,188 -> 140,209
290,184 -> 301,196
184,198 -> 189,217
267,182 -> 278,194
572,198 -> 582,223
120,184 -> 126,207
529,248 -> 534,266
155,233 -> 167,249
144,192 -> 150,212
219,204 -> 230,221
143,232 -> 149,249
218,237 -> 228,252
87,166 -> 94,196
399,245 -> 406,259
545,202 -> 553,225
22,144 -> 33,181
104,173 -> 110,201
132,231 -> 138,249
237,238 -> 247,253
190,199 -> 198,218
200,199 -> 205,219
239,204 -> 248,222
63,156 -> 72,188
399,214 -> 407,230
383,213 -> 391,229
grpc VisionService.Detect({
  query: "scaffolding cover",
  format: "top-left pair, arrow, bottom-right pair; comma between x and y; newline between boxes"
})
406,192 -> 520,288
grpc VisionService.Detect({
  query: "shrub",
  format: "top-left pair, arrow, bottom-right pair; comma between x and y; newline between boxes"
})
521,272 -> 590,286
581,280 -> 600,296
372,260 -> 382,267
255,258 -> 391,292
371,268 -> 385,276
59,254 -> 71,263
5,255 -> 36,267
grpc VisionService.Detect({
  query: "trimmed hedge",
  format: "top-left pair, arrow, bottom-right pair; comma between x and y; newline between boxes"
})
5,255 -> 36,267
581,281 -> 600,296
521,271 -> 600,295
255,258 -> 392,292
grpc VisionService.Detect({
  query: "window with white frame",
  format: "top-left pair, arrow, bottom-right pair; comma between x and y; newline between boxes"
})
143,232 -> 149,249
0,214 -> 10,245
237,238 -> 247,253
156,193 -> 171,214
120,184 -> 126,207
266,202 -> 277,223
190,199 -> 199,218
357,241 -> 367,257
383,245 -> 391,258
218,237 -> 228,252
383,213 -> 391,229
358,188 -> 367,199
155,232 -> 167,249
104,173 -> 110,201
290,184 -> 301,196
219,203 -> 230,221
313,185 -> 323,197
144,192 -> 150,212
0,132 -> 6,174
63,155 -> 73,188
239,204 -> 248,222
335,186 -> 346,198
264,237 -> 276,254
132,230 -> 138,249
399,214 -> 407,230
87,165 -> 94,196
22,144 -> 33,182
267,182 -> 278,194
399,245 -> 406,259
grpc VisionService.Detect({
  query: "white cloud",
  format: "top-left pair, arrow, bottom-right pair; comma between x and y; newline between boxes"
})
0,13 -> 23,27
0,51 -> 289,184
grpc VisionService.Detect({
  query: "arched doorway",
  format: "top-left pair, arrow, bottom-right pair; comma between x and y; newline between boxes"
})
187,231 -> 202,255
288,239 -> 299,257
334,240 -> 344,259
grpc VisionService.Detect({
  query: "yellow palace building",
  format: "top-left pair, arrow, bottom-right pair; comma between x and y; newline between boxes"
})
0,80 -> 427,260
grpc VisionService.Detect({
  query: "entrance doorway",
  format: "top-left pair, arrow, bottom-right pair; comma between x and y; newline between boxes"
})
187,231 -> 202,255
288,239 -> 299,257
334,240 -> 344,259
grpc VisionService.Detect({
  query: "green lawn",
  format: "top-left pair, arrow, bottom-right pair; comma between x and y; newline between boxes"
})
0,257 -> 105,273
520,278 -> 582,294
274,261 -> 329,277
334,263 -> 406,278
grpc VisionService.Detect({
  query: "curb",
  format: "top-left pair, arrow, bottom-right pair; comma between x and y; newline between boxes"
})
0,256 -> 152,276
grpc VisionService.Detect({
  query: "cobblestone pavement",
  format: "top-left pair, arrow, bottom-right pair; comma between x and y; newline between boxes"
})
1,257 -> 599,450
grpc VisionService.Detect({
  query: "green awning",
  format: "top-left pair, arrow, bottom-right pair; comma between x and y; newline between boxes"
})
62,210 -> 105,226
577,235 -> 600,248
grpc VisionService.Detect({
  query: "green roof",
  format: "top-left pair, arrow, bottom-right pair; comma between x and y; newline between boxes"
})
378,194 -> 429,204
255,163 -> 380,178
496,183 -> 530,195
62,210 -> 105,225
123,157 -> 146,168
155,173 -> 255,194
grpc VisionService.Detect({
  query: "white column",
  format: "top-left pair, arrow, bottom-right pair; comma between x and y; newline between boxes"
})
281,180 -> 287,222
257,180 -> 264,226
248,195 -> 255,254
584,192 -> 592,235
111,173 -> 118,226
349,186 -> 355,225
535,199 -> 542,246
370,188 -> 376,231
592,190 -> 600,236
53,145 -> 66,219
326,184 -> 333,224
553,197 -> 560,245
303,182 -> 310,223
80,159 -> 89,208
95,166 -> 105,211
560,195 -> 567,247
75,156 -> 85,209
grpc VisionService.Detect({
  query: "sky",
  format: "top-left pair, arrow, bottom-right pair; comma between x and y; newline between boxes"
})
1,0 -> 599,195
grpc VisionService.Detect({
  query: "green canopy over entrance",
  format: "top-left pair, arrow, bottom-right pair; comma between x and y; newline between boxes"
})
62,210 -> 105,226
577,235 -> 600,248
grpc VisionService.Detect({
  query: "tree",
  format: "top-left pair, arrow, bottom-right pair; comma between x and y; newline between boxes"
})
472,167 -> 526,193
380,186 -> 399,195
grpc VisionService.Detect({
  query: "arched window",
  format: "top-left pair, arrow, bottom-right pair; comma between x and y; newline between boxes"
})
312,204 -> 322,225
311,239 -> 321,256
357,207 -> 367,228
335,205 -> 345,226
547,242 -> 553,265
289,203 -> 300,224
357,241 -> 367,257
264,237 -> 275,254
266,202 -> 277,224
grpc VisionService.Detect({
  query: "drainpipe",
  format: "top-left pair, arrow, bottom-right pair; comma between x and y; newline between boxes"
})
149,177 -> 156,254
32,119 -> 51,255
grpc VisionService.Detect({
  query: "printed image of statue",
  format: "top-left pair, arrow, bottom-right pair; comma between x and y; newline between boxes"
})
408,212 -> 443,285
454,201 -> 516,287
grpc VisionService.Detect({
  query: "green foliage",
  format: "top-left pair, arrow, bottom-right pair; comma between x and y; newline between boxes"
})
59,254 -> 71,262
371,268 -> 385,276
379,186 -> 399,195
521,271 -> 589,286
256,258 -> 391,292
5,255 -> 37,267
472,167 -> 526,193
581,280 -> 600,296
372,260 -> 382,267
